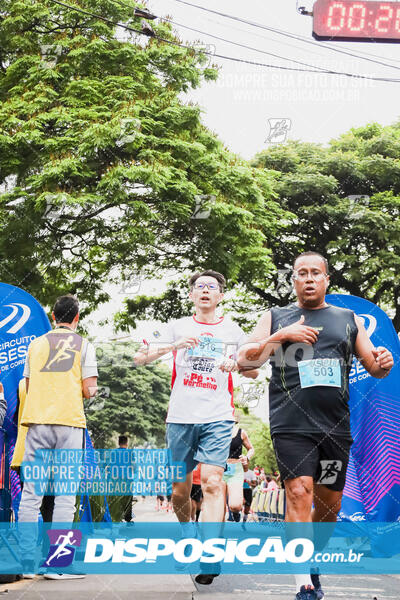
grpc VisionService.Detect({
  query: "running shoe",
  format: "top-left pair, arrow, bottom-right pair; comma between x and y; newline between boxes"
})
194,572 -> 219,585
194,561 -> 221,585
310,572 -> 324,599
44,572 -> 85,580
22,560 -> 35,579
295,585 -> 318,600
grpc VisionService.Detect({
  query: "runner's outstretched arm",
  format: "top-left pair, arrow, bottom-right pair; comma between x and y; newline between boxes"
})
237,311 -> 318,371
237,311 -> 276,370
133,337 -> 200,366
240,429 -> 255,463
83,376 -> 98,399
240,368 -> 259,379
354,315 -> 394,378
218,357 -> 259,379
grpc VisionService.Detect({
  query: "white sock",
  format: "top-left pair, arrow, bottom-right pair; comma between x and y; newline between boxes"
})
295,574 -> 313,592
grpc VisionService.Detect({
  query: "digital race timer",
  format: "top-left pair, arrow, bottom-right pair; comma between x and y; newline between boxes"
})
313,0 -> 400,41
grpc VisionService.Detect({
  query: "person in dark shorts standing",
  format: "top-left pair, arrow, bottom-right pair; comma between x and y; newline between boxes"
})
242,466 -> 257,524
117,435 -> 135,523
156,494 -> 165,511
222,415 -> 254,523
238,251 -> 394,600
190,463 -> 202,522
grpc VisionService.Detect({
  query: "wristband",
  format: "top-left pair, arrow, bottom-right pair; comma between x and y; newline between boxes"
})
0,393 -> 4,400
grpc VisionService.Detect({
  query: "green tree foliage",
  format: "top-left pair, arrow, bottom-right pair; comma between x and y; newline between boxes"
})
0,0 -> 283,318
86,341 -> 171,447
233,404 -> 277,473
117,122 -> 400,332
247,421 -> 277,474
251,122 -> 400,329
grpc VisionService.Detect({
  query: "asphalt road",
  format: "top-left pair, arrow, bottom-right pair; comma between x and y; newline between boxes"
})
134,499 -> 400,599
192,572 -> 400,599
2,498 -> 397,600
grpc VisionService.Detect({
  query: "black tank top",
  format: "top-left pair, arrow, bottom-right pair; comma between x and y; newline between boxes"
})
269,303 -> 358,439
228,428 -> 242,459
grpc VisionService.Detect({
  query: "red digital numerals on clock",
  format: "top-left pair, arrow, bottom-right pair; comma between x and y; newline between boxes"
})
313,0 -> 400,40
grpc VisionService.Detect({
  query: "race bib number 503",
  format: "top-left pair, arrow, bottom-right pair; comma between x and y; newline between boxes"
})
298,358 -> 341,389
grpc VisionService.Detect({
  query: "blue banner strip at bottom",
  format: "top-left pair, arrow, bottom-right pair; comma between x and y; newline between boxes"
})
1,522 -> 400,574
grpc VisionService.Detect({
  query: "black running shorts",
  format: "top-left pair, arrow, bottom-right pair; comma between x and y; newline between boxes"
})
272,433 -> 352,492
190,484 -> 203,502
243,488 -> 253,507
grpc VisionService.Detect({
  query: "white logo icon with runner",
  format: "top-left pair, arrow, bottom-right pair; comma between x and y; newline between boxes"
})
45,531 -> 78,566
0,303 -> 31,333
317,460 -> 342,485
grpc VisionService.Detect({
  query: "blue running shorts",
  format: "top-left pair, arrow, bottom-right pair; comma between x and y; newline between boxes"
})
166,420 -> 234,474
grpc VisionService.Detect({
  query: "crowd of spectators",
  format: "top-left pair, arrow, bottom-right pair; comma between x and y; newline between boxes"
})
252,465 -> 281,492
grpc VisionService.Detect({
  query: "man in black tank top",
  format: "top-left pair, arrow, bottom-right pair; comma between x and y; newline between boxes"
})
238,252 -> 394,600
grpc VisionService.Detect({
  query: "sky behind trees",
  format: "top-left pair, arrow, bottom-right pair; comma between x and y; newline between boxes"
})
149,0 -> 400,157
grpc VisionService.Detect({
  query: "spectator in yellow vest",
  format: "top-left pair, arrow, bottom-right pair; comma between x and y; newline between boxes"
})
12,378 -> 56,525
18,294 -> 98,579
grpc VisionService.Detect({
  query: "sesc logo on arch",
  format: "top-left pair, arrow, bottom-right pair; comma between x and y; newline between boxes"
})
358,314 -> 377,338
0,303 -> 31,334
0,303 -> 36,372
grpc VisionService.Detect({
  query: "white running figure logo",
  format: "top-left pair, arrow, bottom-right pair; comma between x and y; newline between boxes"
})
46,335 -> 75,370
45,531 -> 77,566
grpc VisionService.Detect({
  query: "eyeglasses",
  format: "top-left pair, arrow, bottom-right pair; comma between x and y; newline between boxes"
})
292,270 -> 327,282
193,283 -> 220,290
